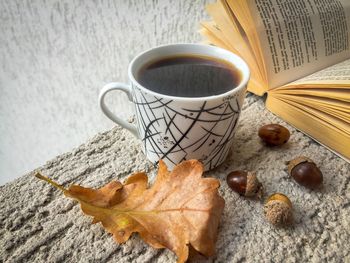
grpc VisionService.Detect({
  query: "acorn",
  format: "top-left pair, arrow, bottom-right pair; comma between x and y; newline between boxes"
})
264,193 -> 293,226
258,124 -> 290,146
226,170 -> 263,198
287,156 -> 323,189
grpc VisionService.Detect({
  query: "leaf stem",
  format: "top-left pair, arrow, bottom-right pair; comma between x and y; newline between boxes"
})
34,173 -> 209,217
34,172 -> 67,192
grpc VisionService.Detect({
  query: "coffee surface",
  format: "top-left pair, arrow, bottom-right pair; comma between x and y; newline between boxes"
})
137,55 -> 241,97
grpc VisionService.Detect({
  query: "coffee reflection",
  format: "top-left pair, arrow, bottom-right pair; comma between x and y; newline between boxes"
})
137,54 -> 241,98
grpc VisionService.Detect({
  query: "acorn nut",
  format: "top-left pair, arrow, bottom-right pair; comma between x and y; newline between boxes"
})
264,193 -> 293,226
287,156 -> 323,189
258,124 -> 290,146
226,170 -> 263,198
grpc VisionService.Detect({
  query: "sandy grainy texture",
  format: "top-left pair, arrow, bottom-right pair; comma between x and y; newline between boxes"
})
1,95 -> 350,263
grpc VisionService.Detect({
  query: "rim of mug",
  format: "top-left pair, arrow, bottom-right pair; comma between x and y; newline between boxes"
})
128,43 -> 250,101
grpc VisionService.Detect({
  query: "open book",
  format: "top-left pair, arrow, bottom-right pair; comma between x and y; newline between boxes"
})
201,0 -> 350,161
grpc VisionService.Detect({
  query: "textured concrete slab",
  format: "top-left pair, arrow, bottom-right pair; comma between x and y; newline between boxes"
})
1,95 -> 349,262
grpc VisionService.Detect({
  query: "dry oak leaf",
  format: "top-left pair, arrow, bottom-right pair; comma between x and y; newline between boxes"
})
35,160 -> 225,263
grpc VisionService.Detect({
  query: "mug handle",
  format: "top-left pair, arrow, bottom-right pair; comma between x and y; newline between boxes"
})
99,82 -> 139,138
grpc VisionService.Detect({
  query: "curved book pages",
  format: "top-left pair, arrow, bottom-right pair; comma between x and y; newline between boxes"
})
201,0 -> 350,161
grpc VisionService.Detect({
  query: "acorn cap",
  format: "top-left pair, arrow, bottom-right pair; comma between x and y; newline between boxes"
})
266,193 -> 292,208
245,171 -> 263,198
264,199 -> 293,226
287,156 -> 314,175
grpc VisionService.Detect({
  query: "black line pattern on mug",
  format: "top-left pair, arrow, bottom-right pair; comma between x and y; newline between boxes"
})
134,89 -> 242,169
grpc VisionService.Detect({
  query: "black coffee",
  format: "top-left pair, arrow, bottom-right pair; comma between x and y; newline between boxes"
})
137,54 -> 241,97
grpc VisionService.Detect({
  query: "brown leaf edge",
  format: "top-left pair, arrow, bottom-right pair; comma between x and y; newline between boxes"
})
34,160 -> 225,263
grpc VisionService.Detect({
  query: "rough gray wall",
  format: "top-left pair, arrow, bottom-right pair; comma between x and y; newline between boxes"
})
0,0 -> 212,185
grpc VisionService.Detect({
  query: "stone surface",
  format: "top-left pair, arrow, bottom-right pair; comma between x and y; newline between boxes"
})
1,95 -> 350,263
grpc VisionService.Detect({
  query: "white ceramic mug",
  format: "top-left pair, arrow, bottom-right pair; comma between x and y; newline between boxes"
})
99,44 -> 250,170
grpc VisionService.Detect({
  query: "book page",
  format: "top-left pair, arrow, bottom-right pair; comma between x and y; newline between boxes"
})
204,1 -> 268,95
266,96 -> 350,161
287,58 -> 350,85
273,94 -> 350,122
247,0 -> 350,88
272,88 -> 350,102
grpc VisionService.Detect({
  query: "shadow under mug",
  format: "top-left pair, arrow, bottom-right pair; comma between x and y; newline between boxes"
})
99,44 -> 250,171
